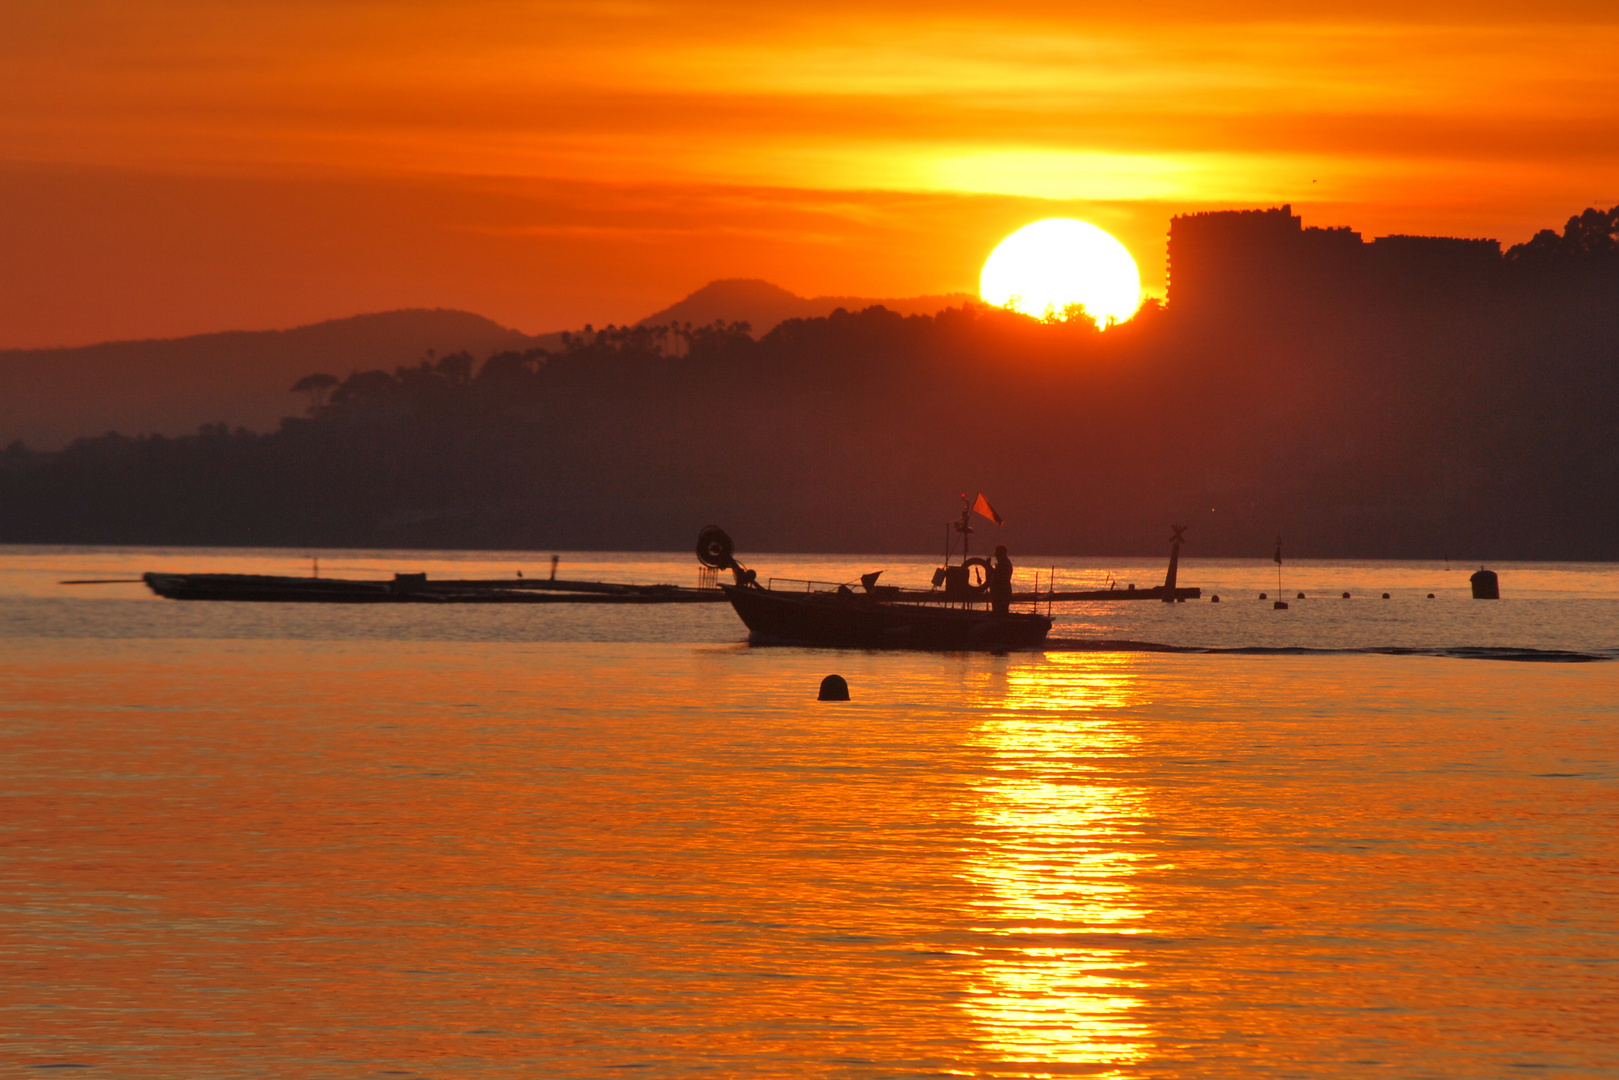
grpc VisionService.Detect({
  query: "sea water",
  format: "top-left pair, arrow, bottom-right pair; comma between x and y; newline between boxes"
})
1,546 -> 1616,1077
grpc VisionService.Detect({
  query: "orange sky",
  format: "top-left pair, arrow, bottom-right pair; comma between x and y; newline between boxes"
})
3,0 -> 1617,347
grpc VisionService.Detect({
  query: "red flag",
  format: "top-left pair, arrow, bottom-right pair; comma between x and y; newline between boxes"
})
972,492 -> 1004,526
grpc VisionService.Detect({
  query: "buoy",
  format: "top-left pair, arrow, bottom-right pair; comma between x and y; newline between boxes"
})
1297,591 -> 1305,600
1427,593 -> 1435,599
1211,594 -> 1220,603
1382,592 -> 1390,599
1273,600 -> 1289,610
1470,569 -> 1500,600
818,674 -> 850,701
1260,592 -> 1268,599
1342,591 -> 1351,598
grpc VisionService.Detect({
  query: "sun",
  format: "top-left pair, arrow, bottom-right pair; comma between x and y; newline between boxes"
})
980,219 -> 1142,326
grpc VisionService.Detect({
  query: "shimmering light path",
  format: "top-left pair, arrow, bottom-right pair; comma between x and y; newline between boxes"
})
2,548 -> 1617,1076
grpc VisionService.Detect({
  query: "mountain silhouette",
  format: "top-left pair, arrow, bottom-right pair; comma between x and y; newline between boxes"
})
637,279 -> 976,336
0,309 -> 538,451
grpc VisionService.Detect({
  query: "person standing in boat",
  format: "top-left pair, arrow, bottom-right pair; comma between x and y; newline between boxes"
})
989,545 -> 1014,614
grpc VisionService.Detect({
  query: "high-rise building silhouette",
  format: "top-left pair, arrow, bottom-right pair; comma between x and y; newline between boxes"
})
1167,205 -> 1501,316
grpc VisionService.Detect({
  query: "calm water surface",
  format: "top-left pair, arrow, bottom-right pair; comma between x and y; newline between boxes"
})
2,547 -> 1616,1077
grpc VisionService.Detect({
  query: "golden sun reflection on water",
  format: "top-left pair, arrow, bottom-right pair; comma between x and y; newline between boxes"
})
960,653 -> 1154,1073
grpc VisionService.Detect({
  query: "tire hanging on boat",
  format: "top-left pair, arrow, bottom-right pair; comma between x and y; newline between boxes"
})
696,526 -> 736,569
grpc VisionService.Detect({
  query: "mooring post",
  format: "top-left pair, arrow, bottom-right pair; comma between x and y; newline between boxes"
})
1162,524 -> 1186,602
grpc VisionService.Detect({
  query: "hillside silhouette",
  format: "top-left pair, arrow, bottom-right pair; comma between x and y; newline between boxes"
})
3,205 -> 1615,558
0,283 -> 973,450
638,279 -> 976,338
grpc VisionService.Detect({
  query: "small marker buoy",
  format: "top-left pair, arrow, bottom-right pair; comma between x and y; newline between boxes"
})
1260,592 -> 1268,600
818,674 -> 850,701
1297,591 -> 1305,600
1427,593 -> 1435,599
1211,594 -> 1220,603
1342,591 -> 1351,598
1273,600 -> 1289,610
1382,593 -> 1390,599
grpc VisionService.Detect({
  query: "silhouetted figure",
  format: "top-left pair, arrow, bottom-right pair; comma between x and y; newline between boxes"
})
990,545 -> 1014,614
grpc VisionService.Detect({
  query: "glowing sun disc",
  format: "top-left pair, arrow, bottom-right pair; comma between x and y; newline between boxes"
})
980,219 -> 1142,325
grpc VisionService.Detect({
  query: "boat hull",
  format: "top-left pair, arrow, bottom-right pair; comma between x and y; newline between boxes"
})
722,584 -> 1051,650
141,573 -> 726,603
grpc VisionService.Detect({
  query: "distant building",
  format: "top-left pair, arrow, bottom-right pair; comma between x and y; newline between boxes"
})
1167,205 -> 1501,317
1366,234 -> 1503,294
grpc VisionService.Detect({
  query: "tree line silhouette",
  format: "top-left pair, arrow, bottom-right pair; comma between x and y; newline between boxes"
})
2,206 -> 1615,557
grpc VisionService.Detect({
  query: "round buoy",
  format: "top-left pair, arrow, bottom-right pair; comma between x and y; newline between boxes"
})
1427,593 -> 1435,599
1297,591 -> 1305,600
1382,592 -> 1390,599
1342,591 -> 1351,598
818,674 -> 850,701
1211,594 -> 1220,603
1260,592 -> 1268,600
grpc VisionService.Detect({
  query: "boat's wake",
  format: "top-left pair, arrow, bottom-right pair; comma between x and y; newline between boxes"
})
1041,639 -> 1615,663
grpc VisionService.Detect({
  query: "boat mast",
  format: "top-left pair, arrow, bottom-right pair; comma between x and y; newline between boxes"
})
956,499 -> 973,563
953,498 -> 975,609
